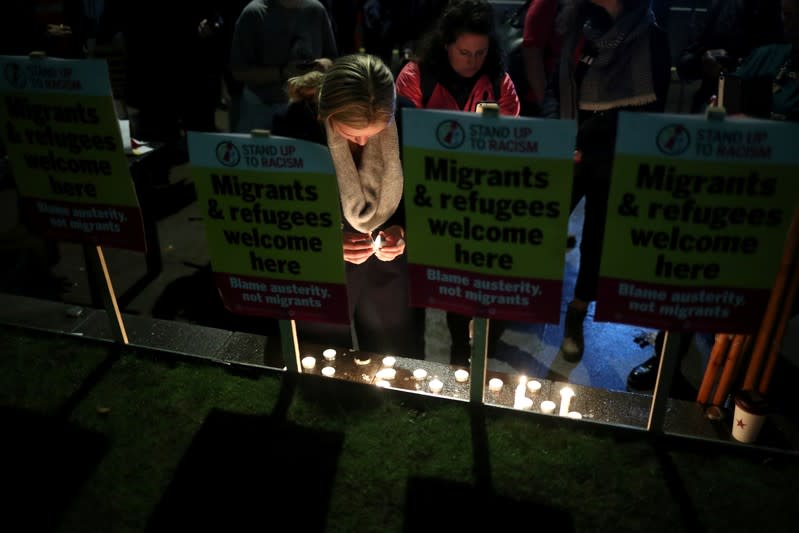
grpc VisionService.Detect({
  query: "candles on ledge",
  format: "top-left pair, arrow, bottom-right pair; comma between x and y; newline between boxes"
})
413,368 -> 428,381
321,366 -> 335,377
301,356 -> 316,370
382,356 -> 396,368
559,387 -> 575,417
567,411 -> 582,420
376,368 -> 396,381
514,376 -> 529,410
540,400 -> 556,414
323,348 -> 337,361
488,378 -> 504,392
428,378 -> 444,393
527,380 -> 542,394
454,369 -> 469,383
517,397 -> 533,410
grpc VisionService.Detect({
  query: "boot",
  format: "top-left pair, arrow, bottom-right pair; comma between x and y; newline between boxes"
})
561,304 -> 587,362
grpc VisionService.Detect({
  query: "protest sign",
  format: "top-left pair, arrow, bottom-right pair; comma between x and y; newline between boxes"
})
188,132 -> 348,323
402,109 -> 575,323
0,55 -> 144,250
596,112 -> 799,332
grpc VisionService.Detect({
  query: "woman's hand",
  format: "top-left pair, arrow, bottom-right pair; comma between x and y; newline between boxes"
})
374,225 -> 406,262
343,231 -> 374,264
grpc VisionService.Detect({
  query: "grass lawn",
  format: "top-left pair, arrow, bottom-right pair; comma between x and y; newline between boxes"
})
1,325 -> 797,532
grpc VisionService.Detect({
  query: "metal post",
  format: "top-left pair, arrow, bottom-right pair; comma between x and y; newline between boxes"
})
647,331 -> 681,432
279,319 -> 301,373
469,317 -> 490,404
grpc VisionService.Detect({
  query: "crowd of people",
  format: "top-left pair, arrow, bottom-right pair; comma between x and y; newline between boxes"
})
3,0 -> 798,392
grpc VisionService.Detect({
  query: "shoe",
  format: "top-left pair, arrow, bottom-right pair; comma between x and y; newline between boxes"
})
560,305 -> 586,362
626,355 -> 659,391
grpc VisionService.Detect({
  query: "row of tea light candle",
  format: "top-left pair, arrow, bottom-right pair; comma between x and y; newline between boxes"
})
301,349 -> 469,393
301,350 -> 582,417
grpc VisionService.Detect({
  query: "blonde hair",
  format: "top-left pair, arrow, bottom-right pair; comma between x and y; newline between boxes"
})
286,54 -> 396,128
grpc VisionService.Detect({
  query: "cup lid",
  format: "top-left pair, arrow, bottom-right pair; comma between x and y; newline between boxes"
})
734,389 -> 769,415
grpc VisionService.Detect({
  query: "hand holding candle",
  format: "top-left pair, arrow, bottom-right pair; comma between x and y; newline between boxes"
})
342,231 -> 375,264
374,225 -> 405,261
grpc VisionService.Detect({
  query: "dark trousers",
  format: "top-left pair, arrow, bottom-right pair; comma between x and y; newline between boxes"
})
570,153 -> 613,303
446,312 -> 507,366
298,254 -> 425,358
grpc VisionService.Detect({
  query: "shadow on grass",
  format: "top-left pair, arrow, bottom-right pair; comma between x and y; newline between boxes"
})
1,406 -> 109,531
403,476 -> 574,531
400,406 -> 573,531
146,408 -> 343,532
652,440 -> 705,532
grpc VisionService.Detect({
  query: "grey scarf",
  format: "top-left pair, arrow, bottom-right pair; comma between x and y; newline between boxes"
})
560,6 -> 656,117
324,120 -> 404,234
580,6 -> 656,110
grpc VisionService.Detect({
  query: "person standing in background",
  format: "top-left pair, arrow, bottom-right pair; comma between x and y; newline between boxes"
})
676,0 -> 783,113
396,0 -> 520,366
229,0 -> 337,133
395,0 -> 520,115
628,0 -> 798,391
521,0 -> 563,116
556,0 -> 671,362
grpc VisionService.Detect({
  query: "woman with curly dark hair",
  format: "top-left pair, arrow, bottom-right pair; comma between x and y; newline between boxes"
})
395,0 -> 520,115
395,0 -> 519,366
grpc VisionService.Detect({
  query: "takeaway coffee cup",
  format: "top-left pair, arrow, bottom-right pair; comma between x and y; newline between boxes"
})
731,390 -> 769,444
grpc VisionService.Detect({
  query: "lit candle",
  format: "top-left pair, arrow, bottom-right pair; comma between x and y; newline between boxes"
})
429,378 -> 444,393
375,379 -> 390,388
301,356 -> 316,370
373,235 -> 382,251
454,369 -> 469,383
527,380 -> 542,394
567,411 -> 582,420
323,348 -> 337,361
488,378 -> 503,392
540,400 -> 556,414
413,368 -> 428,381
382,356 -> 396,368
518,397 -> 533,410
376,368 -> 396,380
354,355 -> 371,365
559,387 -> 575,417
514,376 -> 528,409
321,366 -> 335,377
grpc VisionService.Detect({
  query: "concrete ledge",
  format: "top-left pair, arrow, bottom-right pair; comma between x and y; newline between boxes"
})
1,292 -> 796,454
